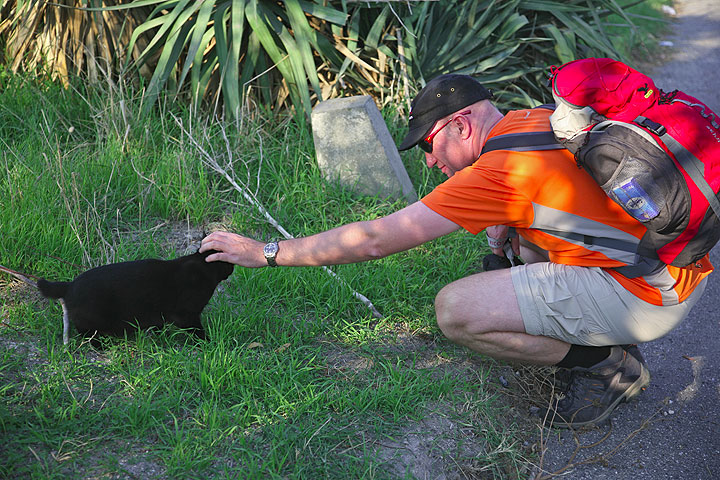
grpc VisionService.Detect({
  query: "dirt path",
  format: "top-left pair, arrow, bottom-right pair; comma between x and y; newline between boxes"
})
535,1 -> 720,478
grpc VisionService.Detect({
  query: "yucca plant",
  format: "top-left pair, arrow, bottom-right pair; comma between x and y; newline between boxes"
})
388,0 -> 635,108
0,0 -> 638,118
120,0 -> 633,115
117,0 -> 353,119
0,0 -> 156,84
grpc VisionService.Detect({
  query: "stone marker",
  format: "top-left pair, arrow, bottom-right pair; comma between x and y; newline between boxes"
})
311,95 -> 418,203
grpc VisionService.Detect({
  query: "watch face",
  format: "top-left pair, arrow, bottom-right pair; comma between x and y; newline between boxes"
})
264,242 -> 279,256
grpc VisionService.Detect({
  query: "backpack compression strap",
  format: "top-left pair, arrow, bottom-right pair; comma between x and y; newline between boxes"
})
634,115 -> 720,220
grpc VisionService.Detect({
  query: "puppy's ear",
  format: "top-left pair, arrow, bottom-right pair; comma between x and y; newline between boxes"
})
193,249 -> 234,280
190,229 -> 209,255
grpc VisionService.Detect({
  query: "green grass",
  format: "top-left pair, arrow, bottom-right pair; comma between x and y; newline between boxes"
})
0,4 -> 673,470
606,0 -> 675,59
0,73 -> 535,479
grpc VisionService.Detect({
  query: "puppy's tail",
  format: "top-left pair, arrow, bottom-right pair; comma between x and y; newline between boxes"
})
37,279 -> 70,299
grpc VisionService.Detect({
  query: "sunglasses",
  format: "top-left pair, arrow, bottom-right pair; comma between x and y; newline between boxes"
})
419,110 -> 471,154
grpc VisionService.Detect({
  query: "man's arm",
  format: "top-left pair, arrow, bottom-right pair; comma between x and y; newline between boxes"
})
200,201 -> 461,267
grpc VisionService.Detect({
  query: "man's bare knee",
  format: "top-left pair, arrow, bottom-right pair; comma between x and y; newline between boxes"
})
435,282 -> 477,341
435,270 -> 525,342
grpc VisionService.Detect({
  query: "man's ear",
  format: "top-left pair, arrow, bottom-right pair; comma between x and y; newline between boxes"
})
454,115 -> 473,142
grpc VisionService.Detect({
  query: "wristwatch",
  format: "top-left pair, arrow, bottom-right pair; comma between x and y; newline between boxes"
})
263,241 -> 280,267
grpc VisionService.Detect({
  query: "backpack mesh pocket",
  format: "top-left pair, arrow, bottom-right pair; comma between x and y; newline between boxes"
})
576,124 -> 690,236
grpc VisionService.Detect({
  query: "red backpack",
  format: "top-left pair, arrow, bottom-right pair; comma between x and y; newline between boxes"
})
483,58 -> 719,270
548,58 -> 720,267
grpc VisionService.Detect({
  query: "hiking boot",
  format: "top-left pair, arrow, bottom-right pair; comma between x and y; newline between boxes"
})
547,345 -> 651,428
551,367 -> 574,393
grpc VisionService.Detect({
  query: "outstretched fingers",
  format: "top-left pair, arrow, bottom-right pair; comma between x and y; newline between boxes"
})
200,231 -> 266,267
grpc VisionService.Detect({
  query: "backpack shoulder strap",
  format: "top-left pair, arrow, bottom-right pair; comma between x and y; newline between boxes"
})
480,105 -> 563,155
481,131 -> 563,155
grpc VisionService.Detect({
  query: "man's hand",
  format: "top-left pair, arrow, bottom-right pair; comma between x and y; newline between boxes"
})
485,225 -> 519,257
200,231 -> 267,267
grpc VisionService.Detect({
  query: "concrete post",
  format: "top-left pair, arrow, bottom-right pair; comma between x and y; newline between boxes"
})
311,96 -> 418,203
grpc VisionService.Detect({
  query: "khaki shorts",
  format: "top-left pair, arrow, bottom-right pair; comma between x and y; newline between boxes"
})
510,262 -> 707,346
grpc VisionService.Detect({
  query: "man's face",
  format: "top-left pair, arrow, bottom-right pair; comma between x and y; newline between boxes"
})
421,117 -> 474,177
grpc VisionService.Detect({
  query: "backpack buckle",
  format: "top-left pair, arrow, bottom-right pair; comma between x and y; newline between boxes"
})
635,116 -> 667,136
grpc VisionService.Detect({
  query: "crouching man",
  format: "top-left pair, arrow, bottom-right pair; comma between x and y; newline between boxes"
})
201,74 -> 710,427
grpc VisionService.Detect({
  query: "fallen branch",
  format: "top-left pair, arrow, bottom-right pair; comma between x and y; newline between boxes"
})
173,114 -> 383,319
0,264 -> 39,287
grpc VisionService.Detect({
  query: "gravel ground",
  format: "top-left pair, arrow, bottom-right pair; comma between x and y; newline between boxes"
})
536,1 -> 720,478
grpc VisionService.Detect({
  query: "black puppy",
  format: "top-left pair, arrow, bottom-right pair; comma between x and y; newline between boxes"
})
37,250 -> 233,344
481,253 -> 524,271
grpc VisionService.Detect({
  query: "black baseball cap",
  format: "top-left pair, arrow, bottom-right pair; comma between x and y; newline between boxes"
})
397,74 -> 493,151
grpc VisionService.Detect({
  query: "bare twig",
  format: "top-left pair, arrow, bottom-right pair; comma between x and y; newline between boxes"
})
303,416 -> 333,451
173,114 -> 383,319
0,264 -> 39,287
395,27 -> 412,112
0,265 -> 71,345
533,402 -> 663,479
0,321 -> 22,333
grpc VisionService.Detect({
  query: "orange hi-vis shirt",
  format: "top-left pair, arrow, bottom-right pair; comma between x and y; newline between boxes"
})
421,108 -> 712,306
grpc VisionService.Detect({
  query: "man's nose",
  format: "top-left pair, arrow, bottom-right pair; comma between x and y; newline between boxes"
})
425,153 -> 437,169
